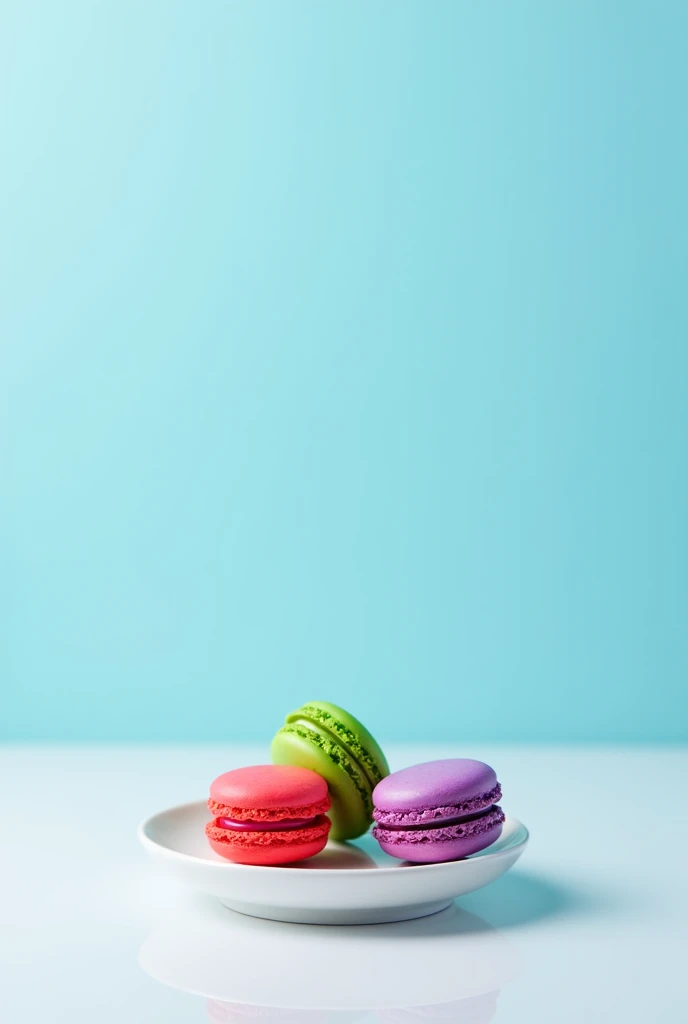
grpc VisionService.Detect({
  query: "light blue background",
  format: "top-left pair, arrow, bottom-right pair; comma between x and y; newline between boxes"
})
2,1 -> 687,743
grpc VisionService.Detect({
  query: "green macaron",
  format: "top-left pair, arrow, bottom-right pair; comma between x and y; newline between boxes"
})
270,701 -> 390,840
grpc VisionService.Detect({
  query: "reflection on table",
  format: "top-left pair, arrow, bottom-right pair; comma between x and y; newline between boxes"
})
140,894 -> 521,1021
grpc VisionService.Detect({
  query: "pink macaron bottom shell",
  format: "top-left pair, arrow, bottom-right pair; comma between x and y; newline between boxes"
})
206,814 -> 331,865
374,807 -> 505,864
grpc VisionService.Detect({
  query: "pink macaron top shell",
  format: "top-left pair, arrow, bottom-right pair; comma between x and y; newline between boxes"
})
372,759 -> 500,826
208,764 -> 330,821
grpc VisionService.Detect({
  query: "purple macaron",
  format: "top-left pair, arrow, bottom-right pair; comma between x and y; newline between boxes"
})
372,759 -> 505,864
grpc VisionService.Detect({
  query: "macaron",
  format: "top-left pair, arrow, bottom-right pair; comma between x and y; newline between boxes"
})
372,759 -> 505,863
271,701 -> 389,840
205,764 -> 331,865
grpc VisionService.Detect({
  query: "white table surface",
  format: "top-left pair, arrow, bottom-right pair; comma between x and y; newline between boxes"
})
1,744 -> 686,1022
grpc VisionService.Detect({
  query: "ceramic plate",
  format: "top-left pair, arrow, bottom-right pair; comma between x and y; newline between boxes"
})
139,800 -> 528,924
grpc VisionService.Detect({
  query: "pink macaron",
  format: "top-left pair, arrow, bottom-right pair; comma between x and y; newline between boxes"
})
205,764 -> 332,866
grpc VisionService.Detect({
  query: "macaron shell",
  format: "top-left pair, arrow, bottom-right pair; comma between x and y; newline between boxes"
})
372,760 -> 498,815
209,765 -> 329,820
374,818 -> 503,864
206,815 -> 331,866
207,835 -> 330,866
271,727 -> 372,840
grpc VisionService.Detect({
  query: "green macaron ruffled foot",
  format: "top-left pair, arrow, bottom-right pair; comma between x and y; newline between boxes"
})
271,701 -> 389,840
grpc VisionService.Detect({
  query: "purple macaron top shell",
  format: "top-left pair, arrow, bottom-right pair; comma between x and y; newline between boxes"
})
372,759 -> 501,826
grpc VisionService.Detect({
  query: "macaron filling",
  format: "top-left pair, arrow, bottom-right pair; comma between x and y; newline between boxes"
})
215,815 -> 318,832
206,814 -> 331,848
374,805 -> 498,831
277,723 -> 374,816
372,783 -> 502,827
373,805 -> 505,845
286,704 -> 387,789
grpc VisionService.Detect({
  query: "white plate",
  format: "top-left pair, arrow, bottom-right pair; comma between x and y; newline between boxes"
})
139,801 -> 528,925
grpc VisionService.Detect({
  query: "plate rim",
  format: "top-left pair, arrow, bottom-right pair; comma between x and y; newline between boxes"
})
138,800 -> 529,877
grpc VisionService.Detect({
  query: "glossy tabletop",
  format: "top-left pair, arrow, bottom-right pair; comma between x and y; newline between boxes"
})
1,745 -> 686,1021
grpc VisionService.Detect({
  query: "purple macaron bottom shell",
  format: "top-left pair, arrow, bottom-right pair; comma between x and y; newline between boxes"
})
374,808 -> 505,864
